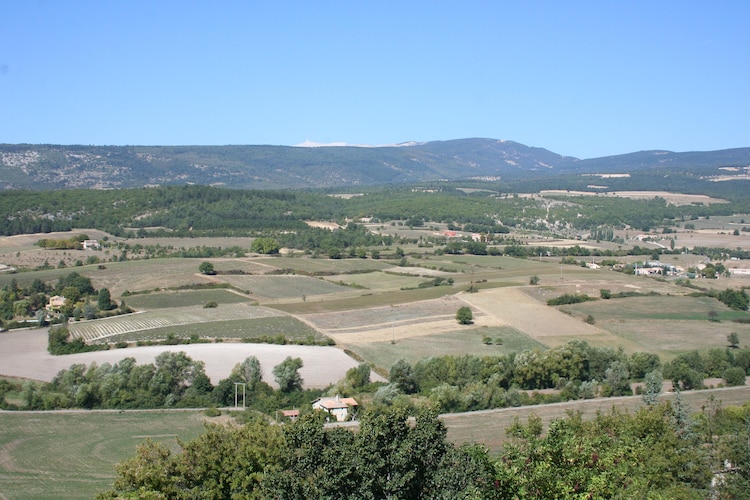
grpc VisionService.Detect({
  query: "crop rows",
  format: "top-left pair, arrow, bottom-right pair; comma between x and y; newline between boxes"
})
303,296 -> 466,331
69,305 -> 284,341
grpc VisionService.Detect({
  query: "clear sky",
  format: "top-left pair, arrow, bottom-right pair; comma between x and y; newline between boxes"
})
2,1 -> 748,159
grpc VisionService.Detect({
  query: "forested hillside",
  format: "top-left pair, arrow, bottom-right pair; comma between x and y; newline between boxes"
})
2,183 -> 748,239
1,139 -> 749,190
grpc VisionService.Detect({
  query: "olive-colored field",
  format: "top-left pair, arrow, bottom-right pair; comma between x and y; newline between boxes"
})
348,326 -> 545,369
121,288 -> 252,309
68,303 -> 285,341
0,410 -> 212,499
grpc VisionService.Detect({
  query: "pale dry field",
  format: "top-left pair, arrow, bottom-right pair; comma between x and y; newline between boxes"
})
537,190 -> 727,206
0,328 -> 381,388
301,295 -> 474,344
677,229 -> 750,250
459,287 -> 644,352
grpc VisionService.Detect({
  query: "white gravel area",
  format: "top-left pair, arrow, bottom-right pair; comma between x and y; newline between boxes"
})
0,328 -> 379,388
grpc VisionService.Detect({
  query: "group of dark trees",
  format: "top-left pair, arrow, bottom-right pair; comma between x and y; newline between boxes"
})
0,272 -> 117,328
11,351 -> 314,412
97,400 -> 750,499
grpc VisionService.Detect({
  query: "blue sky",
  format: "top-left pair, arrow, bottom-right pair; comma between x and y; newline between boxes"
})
2,1 -> 748,158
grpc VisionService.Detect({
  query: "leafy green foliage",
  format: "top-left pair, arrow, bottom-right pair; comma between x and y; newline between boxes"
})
717,288 -> 750,311
498,404 -> 712,497
47,326 -> 108,356
198,261 -> 215,275
273,356 -> 304,393
547,293 -> 593,306
251,237 -> 280,254
456,306 -> 474,325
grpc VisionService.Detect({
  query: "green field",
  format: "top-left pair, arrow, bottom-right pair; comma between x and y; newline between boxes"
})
101,316 -> 328,344
218,274 -> 350,299
0,410 -> 212,499
256,256 -> 394,274
347,326 -> 545,370
123,288 -> 251,309
561,294 -> 750,322
322,270 -> 431,292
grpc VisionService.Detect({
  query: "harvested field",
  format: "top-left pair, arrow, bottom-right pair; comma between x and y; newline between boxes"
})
604,320 -> 750,360
677,228 -> 750,250
301,295 -> 474,343
217,274 -> 349,299
255,256 -> 393,274
538,190 -> 727,206
0,328 -> 374,387
322,271 -> 426,292
460,287 -> 643,351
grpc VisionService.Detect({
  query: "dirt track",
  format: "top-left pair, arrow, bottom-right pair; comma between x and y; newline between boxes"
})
0,328 -> 382,388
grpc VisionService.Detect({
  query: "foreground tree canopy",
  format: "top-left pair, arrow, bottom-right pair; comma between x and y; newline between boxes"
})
98,400 -> 750,499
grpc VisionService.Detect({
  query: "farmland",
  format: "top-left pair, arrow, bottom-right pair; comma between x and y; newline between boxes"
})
1,238 -> 749,382
0,202 -> 749,497
0,409 -> 213,499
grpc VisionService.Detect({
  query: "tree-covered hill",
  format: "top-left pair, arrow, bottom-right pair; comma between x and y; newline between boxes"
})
1,139 -> 748,190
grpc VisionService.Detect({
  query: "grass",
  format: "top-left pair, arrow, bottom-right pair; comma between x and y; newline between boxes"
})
0,410 -> 212,499
321,271 -> 428,292
347,326 -> 545,370
217,274 -> 349,299
560,295 -> 750,322
123,289 -> 250,309
255,256 -> 394,274
68,304 -> 284,342
101,316 -> 329,344
269,285 -> 459,314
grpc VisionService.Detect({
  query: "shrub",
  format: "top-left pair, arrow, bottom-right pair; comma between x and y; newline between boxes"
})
723,367 -> 746,387
456,306 -> 473,325
203,301 -> 219,309
547,294 -> 593,306
204,407 -> 222,417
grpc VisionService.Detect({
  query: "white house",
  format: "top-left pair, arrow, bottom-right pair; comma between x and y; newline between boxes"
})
82,239 -> 100,250
312,395 -> 358,422
46,295 -> 67,312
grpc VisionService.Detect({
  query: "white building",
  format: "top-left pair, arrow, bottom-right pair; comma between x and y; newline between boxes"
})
312,395 -> 358,422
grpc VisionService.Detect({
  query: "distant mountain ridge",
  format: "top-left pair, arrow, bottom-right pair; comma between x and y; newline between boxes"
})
0,139 -> 748,190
